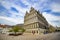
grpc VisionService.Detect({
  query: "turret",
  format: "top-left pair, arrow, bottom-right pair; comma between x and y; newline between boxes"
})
30,7 -> 34,12
25,11 -> 28,15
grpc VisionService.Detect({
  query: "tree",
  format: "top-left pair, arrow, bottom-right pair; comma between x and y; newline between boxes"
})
9,26 -> 25,35
9,29 -> 13,32
12,26 -> 20,35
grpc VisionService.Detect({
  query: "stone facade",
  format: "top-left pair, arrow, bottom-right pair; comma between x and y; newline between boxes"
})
24,7 -> 49,34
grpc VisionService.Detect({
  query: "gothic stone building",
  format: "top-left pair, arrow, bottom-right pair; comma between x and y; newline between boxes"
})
24,7 -> 49,34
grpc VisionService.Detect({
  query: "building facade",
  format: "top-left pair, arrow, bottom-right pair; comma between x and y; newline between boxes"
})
24,7 -> 49,34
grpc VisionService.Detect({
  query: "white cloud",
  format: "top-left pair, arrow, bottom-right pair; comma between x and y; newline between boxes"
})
43,12 -> 60,21
20,0 -> 48,10
0,16 -> 24,24
12,4 -> 28,14
50,3 -> 60,12
0,0 -> 60,27
1,1 -> 12,10
0,0 -> 28,25
43,12 -> 60,27
1,0 -> 49,17
1,0 -> 29,17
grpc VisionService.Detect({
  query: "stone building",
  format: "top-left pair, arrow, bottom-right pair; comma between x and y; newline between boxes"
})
24,7 -> 49,34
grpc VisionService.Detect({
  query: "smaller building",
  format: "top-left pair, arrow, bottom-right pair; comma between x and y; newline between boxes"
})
2,28 -> 10,34
56,27 -> 60,32
0,24 -> 12,34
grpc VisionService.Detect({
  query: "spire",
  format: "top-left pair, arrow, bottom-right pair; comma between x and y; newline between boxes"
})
37,10 -> 40,13
25,11 -> 28,16
37,10 -> 42,15
26,11 -> 28,14
31,7 -> 34,10
30,7 -> 35,12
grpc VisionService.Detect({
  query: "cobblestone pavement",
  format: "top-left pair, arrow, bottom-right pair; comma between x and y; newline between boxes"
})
0,32 -> 60,40
41,32 -> 60,40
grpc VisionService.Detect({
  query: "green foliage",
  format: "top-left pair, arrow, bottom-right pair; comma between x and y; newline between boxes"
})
9,25 -> 25,34
20,28 -> 25,32
9,29 -> 13,32
12,26 -> 20,32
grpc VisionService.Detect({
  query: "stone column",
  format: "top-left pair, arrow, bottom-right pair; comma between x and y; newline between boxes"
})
36,23 -> 39,28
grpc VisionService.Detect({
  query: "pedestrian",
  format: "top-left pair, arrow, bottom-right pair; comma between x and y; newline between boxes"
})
32,31 -> 35,35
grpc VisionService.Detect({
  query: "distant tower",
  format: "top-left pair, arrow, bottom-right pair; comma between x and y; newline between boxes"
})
24,7 -> 48,34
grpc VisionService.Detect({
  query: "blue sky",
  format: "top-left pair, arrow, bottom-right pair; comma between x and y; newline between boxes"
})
0,0 -> 60,27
